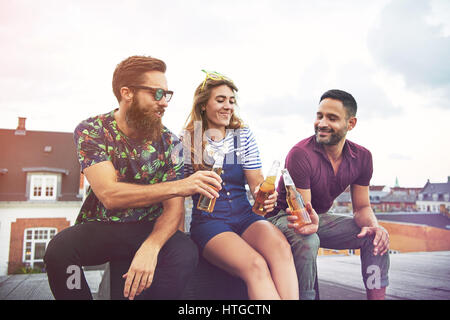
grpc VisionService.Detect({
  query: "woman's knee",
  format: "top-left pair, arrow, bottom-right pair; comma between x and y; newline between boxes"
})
241,253 -> 271,282
272,236 -> 295,262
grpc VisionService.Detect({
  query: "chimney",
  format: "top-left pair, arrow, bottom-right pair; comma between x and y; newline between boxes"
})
15,117 -> 27,135
17,117 -> 26,130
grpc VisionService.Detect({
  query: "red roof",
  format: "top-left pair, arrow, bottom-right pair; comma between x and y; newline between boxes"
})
369,185 -> 385,191
0,128 -> 81,201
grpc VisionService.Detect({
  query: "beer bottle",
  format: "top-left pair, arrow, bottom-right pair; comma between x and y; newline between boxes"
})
281,168 -> 312,227
196,149 -> 225,213
252,160 -> 280,216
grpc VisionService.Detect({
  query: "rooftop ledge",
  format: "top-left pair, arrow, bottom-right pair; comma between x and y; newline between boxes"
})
1,251 -> 449,300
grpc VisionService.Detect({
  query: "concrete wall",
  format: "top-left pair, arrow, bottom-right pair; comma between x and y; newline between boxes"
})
317,218 -> 450,256
379,221 -> 450,253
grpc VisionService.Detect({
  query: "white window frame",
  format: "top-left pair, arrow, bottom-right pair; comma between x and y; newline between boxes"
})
23,227 -> 57,268
29,174 -> 57,200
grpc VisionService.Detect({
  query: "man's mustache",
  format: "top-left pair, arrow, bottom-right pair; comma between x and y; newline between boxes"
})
315,127 -> 334,133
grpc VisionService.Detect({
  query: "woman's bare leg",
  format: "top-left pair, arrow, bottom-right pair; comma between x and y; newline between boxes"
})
203,231 -> 281,300
242,220 -> 299,300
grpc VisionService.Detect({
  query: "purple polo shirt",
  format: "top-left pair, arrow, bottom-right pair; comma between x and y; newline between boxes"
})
269,135 -> 373,216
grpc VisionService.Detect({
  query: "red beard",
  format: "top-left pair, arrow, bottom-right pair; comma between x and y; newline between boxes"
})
125,98 -> 163,141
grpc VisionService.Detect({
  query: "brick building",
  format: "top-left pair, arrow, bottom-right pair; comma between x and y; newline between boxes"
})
0,118 -> 83,275
378,187 -> 421,212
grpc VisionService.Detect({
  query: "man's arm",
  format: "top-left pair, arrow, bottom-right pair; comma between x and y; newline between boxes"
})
350,184 -> 378,227
122,196 -> 184,300
351,184 -> 389,256
83,161 -> 222,209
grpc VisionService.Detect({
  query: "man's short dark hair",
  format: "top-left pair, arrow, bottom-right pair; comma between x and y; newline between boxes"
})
319,89 -> 357,118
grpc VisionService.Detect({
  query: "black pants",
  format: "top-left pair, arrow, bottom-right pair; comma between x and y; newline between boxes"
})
44,221 -> 198,300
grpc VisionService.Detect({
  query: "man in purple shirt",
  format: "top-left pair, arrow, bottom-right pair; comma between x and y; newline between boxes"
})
267,89 -> 390,300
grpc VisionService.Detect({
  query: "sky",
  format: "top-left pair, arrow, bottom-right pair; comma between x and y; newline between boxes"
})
1,0 -> 449,189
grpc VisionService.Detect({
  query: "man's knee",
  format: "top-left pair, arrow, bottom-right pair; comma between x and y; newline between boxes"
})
269,212 -> 320,261
43,238 -> 57,266
44,228 -> 78,268
44,234 -> 65,266
359,233 -> 377,252
291,233 -> 320,262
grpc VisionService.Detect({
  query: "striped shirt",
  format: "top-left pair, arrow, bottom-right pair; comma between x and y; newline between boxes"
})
184,126 -> 262,176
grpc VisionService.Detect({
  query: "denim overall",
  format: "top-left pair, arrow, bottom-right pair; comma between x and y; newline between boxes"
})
190,134 -> 265,250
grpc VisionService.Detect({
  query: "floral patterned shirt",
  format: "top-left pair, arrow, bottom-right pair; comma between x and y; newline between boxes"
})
74,109 -> 183,224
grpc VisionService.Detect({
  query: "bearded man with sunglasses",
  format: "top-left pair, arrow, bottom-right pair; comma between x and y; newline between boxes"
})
44,56 -> 223,300
267,89 -> 390,300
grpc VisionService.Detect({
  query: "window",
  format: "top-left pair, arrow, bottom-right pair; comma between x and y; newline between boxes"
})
23,228 -> 57,269
29,174 -> 57,200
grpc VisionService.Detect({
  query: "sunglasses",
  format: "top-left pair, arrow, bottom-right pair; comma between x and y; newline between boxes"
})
200,69 -> 234,91
128,85 -> 174,102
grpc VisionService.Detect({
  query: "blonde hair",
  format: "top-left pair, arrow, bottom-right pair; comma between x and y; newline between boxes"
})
183,78 -> 244,171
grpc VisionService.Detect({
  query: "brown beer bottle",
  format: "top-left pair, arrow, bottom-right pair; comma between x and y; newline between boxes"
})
252,160 -> 280,216
281,168 -> 312,227
196,149 -> 225,213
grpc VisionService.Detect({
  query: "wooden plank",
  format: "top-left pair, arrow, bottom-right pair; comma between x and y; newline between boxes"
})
0,276 -> 10,285
318,280 -> 372,300
387,253 -> 450,300
3,274 -> 46,300
28,278 -> 54,300
317,251 -> 450,300
0,271 -> 103,300
0,274 -> 31,300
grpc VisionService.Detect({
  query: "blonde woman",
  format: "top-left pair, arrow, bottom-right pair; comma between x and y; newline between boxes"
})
182,71 -> 299,300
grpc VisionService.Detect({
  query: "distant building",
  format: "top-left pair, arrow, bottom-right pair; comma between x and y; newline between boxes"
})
0,117 -> 83,275
334,185 -> 389,213
379,187 -> 420,212
326,179 -> 450,256
333,186 -> 352,213
368,185 -> 389,212
416,177 -> 450,214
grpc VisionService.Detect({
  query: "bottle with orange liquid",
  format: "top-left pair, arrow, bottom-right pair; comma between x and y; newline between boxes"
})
252,160 -> 280,216
281,168 -> 312,227
196,149 -> 225,213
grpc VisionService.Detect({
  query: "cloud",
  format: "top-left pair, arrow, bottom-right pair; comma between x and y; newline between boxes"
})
368,0 -> 450,103
242,59 -> 401,120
